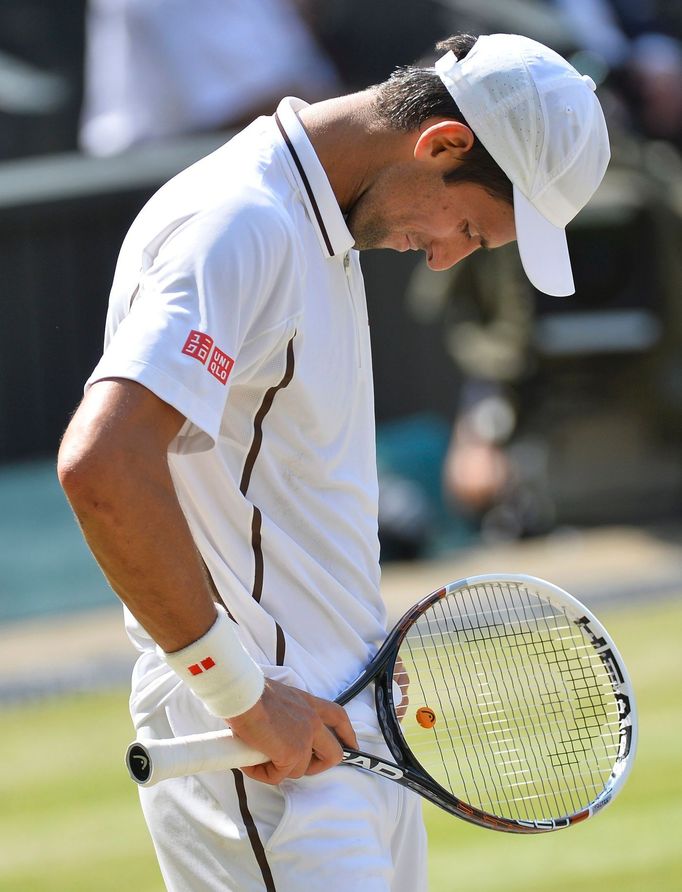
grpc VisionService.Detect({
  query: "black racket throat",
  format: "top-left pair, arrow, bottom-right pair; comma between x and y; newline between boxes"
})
336,586 -> 445,709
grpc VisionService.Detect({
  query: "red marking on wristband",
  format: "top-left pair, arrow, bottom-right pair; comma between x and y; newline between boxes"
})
188,657 -> 216,676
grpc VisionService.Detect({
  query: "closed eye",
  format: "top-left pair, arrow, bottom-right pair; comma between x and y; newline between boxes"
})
461,221 -> 489,250
461,221 -> 475,241
460,220 -> 490,251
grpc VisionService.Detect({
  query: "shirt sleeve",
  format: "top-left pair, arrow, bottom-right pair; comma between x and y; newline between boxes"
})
86,200 -> 295,451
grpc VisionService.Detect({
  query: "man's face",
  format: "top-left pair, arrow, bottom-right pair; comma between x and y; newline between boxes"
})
346,161 -> 516,270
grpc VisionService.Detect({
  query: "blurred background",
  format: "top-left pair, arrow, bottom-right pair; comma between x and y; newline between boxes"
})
0,1 -> 680,890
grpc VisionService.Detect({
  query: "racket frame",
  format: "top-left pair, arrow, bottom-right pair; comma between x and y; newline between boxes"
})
337,574 -> 637,833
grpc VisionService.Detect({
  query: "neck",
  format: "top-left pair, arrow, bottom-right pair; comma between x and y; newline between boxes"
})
298,90 -> 408,212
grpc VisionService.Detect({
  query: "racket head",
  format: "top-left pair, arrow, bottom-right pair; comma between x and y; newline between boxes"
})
377,574 -> 637,832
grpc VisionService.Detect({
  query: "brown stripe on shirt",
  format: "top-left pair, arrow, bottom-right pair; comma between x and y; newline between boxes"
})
231,769 -> 277,891
239,335 -> 295,496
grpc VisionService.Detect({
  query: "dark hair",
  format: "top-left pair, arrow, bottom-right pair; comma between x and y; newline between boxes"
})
374,34 -> 513,207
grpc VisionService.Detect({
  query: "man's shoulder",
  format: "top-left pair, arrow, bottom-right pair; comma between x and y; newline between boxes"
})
185,187 -> 297,265
138,116 -> 295,238
126,171 -> 297,272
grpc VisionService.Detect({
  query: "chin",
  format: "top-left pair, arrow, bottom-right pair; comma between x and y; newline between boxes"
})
347,214 -> 390,252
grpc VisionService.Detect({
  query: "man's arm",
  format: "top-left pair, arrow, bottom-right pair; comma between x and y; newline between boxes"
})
57,378 -> 357,783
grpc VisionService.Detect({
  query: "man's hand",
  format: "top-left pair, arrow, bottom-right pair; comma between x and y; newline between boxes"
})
227,679 -> 357,784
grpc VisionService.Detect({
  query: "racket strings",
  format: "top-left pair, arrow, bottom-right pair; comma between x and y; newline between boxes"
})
517,584 -> 621,785
415,614 -> 504,813
396,581 -> 621,822
495,585 -> 590,817
427,604 -> 534,818
453,592 -> 569,819
459,594 -> 565,819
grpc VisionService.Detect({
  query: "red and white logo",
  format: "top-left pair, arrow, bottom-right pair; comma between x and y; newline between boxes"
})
181,330 -> 234,385
208,346 -> 234,385
182,330 -> 213,365
188,657 -> 216,676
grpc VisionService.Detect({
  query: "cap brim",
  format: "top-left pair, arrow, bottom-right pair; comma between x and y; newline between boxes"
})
513,185 -> 575,297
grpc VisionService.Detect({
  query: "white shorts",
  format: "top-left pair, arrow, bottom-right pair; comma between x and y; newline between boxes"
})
134,668 -> 428,892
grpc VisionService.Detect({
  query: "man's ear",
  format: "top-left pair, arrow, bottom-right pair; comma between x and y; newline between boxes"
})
414,121 -> 475,163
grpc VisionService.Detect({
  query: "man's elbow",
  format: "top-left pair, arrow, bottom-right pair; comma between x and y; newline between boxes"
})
57,418 -> 114,511
57,439 -> 86,502
57,379 -> 183,509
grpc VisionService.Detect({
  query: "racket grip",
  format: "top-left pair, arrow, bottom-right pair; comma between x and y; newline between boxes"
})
126,729 -> 268,787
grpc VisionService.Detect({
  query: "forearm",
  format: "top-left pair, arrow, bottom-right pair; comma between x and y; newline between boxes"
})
58,380 -> 216,651
65,444 -> 216,652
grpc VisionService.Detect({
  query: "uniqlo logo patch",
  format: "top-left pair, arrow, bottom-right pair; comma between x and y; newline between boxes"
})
182,330 -> 213,364
208,346 -> 234,385
188,657 -> 216,676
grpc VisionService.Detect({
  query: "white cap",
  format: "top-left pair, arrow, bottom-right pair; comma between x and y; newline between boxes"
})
435,34 -> 610,296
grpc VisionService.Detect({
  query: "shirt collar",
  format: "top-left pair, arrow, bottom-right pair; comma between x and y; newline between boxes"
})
274,97 -> 355,259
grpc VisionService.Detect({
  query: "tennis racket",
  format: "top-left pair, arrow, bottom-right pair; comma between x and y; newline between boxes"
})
126,574 -> 636,833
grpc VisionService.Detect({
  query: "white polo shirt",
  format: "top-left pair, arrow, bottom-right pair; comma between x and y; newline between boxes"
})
87,98 -> 386,735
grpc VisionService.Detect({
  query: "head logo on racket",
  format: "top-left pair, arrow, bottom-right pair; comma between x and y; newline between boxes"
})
416,707 -> 437,728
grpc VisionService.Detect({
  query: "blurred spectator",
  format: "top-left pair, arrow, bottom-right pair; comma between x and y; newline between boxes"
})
79,0 -> 341,155
553,0 -> 682,145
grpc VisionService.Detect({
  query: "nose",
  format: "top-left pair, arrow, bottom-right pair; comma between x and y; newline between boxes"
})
426,238 -> 479,272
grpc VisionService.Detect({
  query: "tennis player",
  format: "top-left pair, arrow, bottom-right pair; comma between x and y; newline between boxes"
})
58,32 -> 609,891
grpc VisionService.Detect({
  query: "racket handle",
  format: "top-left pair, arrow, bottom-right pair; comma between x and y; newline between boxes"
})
126,729 -> 268,787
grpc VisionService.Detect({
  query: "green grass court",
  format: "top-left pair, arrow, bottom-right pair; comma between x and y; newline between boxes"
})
1,597 -> 680,891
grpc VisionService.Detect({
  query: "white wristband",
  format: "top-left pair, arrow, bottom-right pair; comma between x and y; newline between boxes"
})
161,606 -> 265,718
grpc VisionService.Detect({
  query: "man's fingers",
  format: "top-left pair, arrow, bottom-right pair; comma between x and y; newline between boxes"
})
314,698 -> 358,750
242,751 -> 306,785
305,727 -> 344,776
243,746 -> 326,784
228,682 -> 357,784
241,718 -> 348,783
242,762 -> 290,785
